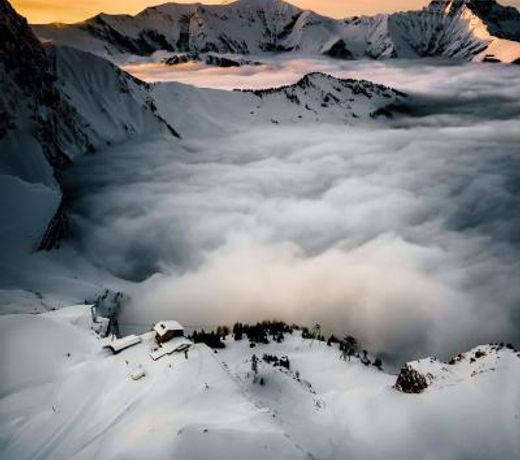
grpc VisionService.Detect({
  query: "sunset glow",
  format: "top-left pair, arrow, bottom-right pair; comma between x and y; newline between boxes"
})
12,0 -> 520,24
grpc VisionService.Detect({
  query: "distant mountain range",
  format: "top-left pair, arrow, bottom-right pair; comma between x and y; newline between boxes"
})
33,0 -> 520,63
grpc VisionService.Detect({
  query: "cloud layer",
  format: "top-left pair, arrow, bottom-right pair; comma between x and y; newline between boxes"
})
123,55 -> 520,94
65,61 -> 520,362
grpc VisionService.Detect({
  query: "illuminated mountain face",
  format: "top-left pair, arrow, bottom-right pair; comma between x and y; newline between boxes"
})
33,0 -> 520,63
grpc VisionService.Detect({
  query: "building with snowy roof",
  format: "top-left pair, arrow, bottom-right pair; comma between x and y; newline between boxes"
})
153,321 -> 185,343
102,335 -> 141,354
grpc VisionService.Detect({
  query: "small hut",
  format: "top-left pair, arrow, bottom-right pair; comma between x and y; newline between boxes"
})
153,321 -> 184,343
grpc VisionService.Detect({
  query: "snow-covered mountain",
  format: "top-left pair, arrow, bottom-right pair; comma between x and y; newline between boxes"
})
385,0 -> 520,62
0,1 -> 180,257
1,0 -> 408,261
33,0 -> 520,63
1,3 -> 520,458
50,45 -> 180,146
149,71 -> 407,133
1,304 -> 519,460
0,0 -> 86,255
236,72 -> 407,123
395,342 -> 520,393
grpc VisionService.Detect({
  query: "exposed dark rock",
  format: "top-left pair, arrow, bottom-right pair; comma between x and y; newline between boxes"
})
475,349 -> 487,359
140,29 -> 175,52
370,107 -> 394,119
163,54 -> 192,65
323,40 -> 354,60
91,289 -> 130,337
205,54 -> 241,67
448,353 -> 465,365
38,201 -> 69,251
176,14 -> 191,52
394,364 -> 429,393
260,43 -> 294,52
155,114 -> 181,138
217,34 -> 249,54
163,52 -> 261,68
276,12 -> 304,40
0,0 -> 53,100
462,0 -> 520,42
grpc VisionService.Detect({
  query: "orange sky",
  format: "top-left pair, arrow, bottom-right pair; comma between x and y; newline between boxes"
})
12,0 -> 520,24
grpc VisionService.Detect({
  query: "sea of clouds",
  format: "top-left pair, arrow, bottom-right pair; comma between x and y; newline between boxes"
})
122,54 -> 520,93
65,60 -> 520,362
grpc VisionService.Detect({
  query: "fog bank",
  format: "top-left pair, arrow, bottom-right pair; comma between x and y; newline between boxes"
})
65,61 -> 520,362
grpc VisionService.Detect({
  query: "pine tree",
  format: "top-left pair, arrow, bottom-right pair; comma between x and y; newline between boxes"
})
233,322 -> 243,340
251,354 -> 259,375
340,335 -> 359,361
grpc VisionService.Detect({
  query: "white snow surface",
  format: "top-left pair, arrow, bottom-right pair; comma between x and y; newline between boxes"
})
408,343 -> 520,389
153,320 -> 184,336
102,334 -> 142,353
0,304 -> 519,460
49,46 -> 169,148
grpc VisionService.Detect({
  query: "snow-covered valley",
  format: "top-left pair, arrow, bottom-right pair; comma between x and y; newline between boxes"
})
1,0 -> 520,458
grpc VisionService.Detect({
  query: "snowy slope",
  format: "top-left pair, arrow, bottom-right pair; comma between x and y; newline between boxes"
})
0,0 -> 85,257
0,307 -> 307,460
149,71 -> 408,136
49,45 -> 179,148
0,0 -> 181,259
32,0 -> 520,64
395,343 -> 520,392
1,304 -> 519,460
386,0 -> 520,62
236,72 -> 407,123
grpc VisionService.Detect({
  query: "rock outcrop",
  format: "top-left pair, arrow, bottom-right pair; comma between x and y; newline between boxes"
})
394,343 -> 520,394
394,364 -> 430,393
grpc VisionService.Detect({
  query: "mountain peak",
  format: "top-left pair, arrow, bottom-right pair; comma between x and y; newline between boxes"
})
232,0 -> 293,7
32,0 -> 520,63
237,71 -> 407,125
231,0 -> 303,14
450,0 -> 520,41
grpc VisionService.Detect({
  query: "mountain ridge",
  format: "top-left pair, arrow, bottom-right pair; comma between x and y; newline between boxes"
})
32,0 -> 520,63
1,0 -> 407,258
